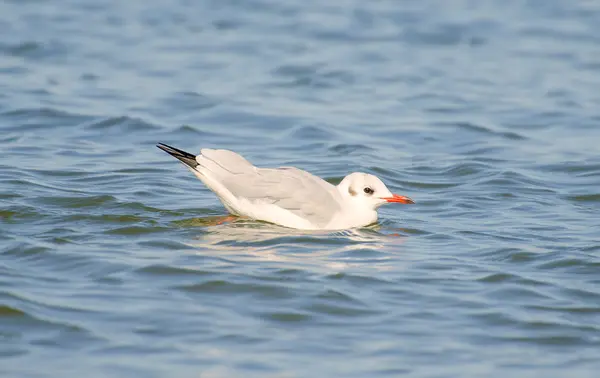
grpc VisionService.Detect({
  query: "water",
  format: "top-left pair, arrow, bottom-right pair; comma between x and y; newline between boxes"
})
2,0 -> 600,376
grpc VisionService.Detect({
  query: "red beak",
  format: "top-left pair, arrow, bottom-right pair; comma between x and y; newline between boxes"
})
380,194 -> 415,204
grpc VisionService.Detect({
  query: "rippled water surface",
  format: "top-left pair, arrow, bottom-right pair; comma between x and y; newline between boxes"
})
2,0 -> 600,377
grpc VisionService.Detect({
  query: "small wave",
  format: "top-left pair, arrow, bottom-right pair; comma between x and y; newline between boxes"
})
325,272 -> 392,286
0,304 -> 27,317
567,193 -> 600,203
83,116 -> 161,132
135,264 -> 213,277
103,226 -> 170,236
173,124 -> 224,137
538,161 -> 600,177
159,91 -> 218,112
285,123 -> 337,141
0,107 -> 93,130
0,40 -> 70,61
0,205 -> 39,222
271,64 -> 355,89
64,213 -> 146,224
436,121 -> 526,141
32,194 -> 116,209
255,311 -> 313,323
328,143 -> 374,155
174,280 -> 292,299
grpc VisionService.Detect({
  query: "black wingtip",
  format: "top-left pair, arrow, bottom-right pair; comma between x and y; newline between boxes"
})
157,143 -> 199,168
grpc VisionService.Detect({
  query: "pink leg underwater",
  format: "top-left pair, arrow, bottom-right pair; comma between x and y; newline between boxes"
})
215,215 -> 238,225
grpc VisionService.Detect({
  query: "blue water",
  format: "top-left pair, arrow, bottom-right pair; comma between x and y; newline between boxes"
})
2,0 -> 600,377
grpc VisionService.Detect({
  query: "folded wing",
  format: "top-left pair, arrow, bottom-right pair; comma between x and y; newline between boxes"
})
197,149 -> 341,228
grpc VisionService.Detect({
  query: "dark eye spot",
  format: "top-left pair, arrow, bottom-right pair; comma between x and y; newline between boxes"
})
363,187 -> 374,195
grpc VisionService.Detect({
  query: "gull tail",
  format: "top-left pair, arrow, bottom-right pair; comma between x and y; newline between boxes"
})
157,143 -> 199,169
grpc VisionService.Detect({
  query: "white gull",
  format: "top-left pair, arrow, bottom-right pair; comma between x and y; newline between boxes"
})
157,143 -> 414,230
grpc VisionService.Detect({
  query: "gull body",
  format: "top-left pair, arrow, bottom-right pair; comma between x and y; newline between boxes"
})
157,143 -> 414,230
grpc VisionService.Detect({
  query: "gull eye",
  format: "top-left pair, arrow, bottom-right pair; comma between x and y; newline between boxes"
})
363,187 -> 374,195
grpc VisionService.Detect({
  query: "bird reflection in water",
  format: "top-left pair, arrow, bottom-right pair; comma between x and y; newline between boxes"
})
176,215 -> 408,272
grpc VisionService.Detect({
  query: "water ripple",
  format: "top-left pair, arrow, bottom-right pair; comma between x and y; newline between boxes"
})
2,0 -> 600,376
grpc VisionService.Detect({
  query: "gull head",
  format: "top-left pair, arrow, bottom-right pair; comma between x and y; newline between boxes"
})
337,172 -> 414,210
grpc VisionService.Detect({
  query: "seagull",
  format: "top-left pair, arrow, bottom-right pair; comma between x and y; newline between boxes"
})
157,143 -> 414,230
